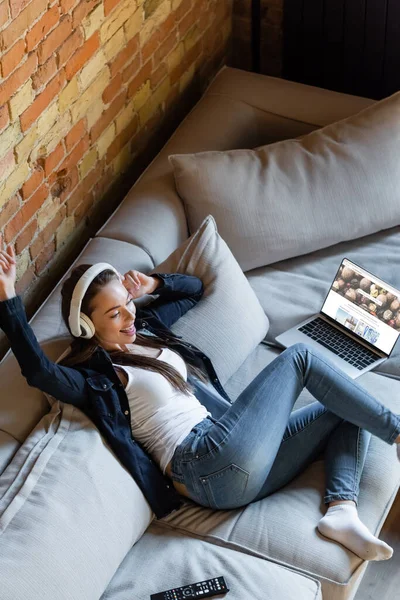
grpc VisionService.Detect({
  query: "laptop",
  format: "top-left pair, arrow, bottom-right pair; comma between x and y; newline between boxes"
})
275,257 -> 400,379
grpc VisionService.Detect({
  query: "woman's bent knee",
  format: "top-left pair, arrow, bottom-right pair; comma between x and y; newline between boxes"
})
290,342 -> 310,355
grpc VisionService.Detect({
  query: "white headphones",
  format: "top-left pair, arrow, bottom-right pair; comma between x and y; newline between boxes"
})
68,262 -> 121,339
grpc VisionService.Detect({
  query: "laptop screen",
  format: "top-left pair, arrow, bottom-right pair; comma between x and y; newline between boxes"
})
321,258 -> 400,356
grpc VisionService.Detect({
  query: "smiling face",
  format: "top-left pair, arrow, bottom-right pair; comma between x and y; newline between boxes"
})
88,278 -> 137,351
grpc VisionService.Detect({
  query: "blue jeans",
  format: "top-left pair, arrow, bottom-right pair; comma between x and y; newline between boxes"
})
170,343 -> 400,510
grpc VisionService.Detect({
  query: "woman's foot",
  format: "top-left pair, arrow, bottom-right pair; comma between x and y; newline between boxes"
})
317,503 -> 393,561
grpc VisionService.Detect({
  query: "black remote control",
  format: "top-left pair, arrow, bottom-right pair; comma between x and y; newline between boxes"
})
150,576 -> 229,599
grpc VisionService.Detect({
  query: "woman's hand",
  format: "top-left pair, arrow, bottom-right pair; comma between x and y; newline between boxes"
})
0,244 -> 17,301
119,269 -> 161,299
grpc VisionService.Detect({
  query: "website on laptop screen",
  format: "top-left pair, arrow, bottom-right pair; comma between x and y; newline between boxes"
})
321,258 -> 400,355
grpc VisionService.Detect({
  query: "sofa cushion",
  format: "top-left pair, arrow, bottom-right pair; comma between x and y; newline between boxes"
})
0,337 -> 76,471
0,400 -> 153,600
149,214 -> 270,385
0,342 -> 51,444
101,520 -> 322,600
162,366 -> 400,600
169,91 -> 400,272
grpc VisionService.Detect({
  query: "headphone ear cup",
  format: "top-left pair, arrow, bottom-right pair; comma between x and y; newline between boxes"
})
79,313 -> 96,339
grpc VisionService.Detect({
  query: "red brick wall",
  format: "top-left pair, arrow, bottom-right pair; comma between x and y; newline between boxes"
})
0,0 -> 232,352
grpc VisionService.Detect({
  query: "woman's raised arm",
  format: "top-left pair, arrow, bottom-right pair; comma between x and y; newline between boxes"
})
115,265 -> 204,330
138,272 -> 205,329
0,244 -> 88,408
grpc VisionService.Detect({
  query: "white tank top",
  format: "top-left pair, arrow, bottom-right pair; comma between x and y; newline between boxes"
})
113,345 -> 211,475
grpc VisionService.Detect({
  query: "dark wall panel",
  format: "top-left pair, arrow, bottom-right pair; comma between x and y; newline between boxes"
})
342,0 -> 366,96
384,0 -> 400,96
283,0 -> 400,99
302,0 -> 324,85
323,0 -> 345,91
363,0 -> 388,98
282,0 -> 305,82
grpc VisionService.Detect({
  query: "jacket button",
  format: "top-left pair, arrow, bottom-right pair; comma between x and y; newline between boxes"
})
103,384 -> 107,389
142,321 -> 147,328
213,378 -> 218,382
124,410 -> 129,415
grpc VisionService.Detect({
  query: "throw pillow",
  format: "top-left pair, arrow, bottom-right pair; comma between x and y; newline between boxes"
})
149,214 -> 270,385
0,400 -> 153,600
169,91 -> 400,272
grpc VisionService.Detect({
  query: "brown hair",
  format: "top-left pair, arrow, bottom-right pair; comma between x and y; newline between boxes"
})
59,264 -> 209,395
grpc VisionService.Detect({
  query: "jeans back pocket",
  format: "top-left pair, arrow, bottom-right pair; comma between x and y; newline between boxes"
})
198,463 -> 250,510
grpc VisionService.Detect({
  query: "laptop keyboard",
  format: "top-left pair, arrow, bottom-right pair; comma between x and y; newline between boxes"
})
298,317 -> 379,370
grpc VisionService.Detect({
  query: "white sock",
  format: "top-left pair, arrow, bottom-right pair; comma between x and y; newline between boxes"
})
317,504 -> 393,561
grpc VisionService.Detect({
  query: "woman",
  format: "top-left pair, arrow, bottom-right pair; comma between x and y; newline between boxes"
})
1,243 -> 399,563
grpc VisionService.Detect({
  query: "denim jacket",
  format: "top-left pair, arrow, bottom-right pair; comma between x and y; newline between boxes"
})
0,273 -> 232,519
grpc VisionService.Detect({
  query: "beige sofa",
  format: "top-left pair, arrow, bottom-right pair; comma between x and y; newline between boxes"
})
1,66 -> 400,600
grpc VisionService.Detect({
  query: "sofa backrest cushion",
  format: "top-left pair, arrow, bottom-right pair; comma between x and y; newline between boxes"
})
149,214 -> 270,385
0,338 -> 71,445
0,400 -> 153,600
169,90 -> 400,272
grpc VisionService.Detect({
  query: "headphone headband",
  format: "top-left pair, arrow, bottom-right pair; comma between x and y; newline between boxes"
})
68,262 -> 120,338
